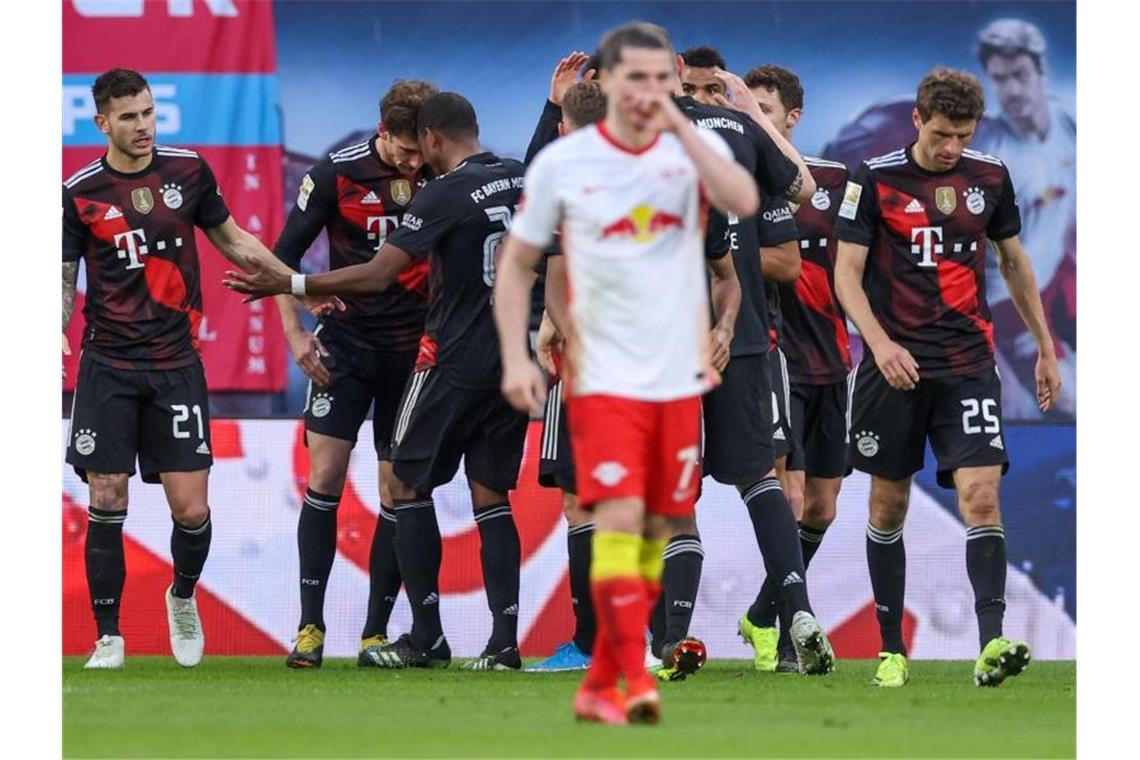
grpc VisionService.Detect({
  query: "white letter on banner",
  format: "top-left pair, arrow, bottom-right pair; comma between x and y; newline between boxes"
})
149,84 -> 181,136
72,0 -> 144,17
63,86 -> 96,136
167,0 -> 239,16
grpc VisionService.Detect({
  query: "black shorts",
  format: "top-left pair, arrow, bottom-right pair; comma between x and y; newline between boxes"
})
702,352 -> 774,485
391,368 -> 529,495
848,358 -> 1010,489
303,328 -> 416,460
66,353 -> 212,484
538,379 -> 576,494
789,380 -> 849,479
768,347 -> 803,469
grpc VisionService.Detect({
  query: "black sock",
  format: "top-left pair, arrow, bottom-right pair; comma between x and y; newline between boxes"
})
662,535 -> 703,646
171,511 -> 212,599
394,497 -> 444,650
799,522 -> 827,569
474,502 -> 521,650
867,522 -> 907,655
743,479 -> 811,616
86,507 -> 127,637
567,522 -> 596,654
966,525 -> 1007,648
749,521 -> 824,629
297,489 -> 339,631
361,504 -> 401,640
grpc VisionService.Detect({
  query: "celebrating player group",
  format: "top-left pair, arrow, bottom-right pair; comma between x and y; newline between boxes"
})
64,18 -> 1061,726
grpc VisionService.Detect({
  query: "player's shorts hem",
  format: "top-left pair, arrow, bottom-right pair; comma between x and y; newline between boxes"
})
935,461 -> 1010,490
850,462 -> 922,484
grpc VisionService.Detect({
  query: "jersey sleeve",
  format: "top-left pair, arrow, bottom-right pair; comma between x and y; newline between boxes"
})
273,158 -> 337,269
987,164 -> 1022,241
510,150 -> 562,249
756,196 -> 799,246
751,125 -> 800,198
704,210 -> 730,260
385,180 -> 459,259
696,126 -> 733,160
62,186 -> 87,263
524,100 -> 563,166
833,162 -> 878,247
193,157 -> 233,230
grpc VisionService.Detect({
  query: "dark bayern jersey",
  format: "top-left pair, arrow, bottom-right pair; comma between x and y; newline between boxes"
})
834,145 -> 1021,378
777,157 -> 853,384
761,197 -> 802,350
676,96 -> 800,357
63,147 -> 231,371
275,140 -> 428,350
386,152 -> 525,389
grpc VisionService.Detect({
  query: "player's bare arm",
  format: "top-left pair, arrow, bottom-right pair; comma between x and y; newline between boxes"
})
835,239 -> 919,391
535,310 -> 562,376
992,235 -> 1061,411
493,235 -> 547,415
655,94 -> 758,217
224,241 -> 412,300
543,254 -> 572,338
706,254 -> 740,372
275,294 -> 331,386
760,240 -> 802,283
62,261 -> 78,376
711,69 -> 816,204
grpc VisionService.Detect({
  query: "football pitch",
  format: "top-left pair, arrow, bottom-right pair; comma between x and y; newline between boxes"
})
63,657 -> 1075,758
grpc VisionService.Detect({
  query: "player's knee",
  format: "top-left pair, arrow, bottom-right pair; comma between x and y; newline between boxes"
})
171,500 -> 209,528
388,474 -> 418,502
667,515 -> 699,538
869,494 -> 908,531
563,494 -> 591,526
959,480 -> 1001,526
802,498 -> 836,530
88,473 -> 128,511
307,461 -> 347,498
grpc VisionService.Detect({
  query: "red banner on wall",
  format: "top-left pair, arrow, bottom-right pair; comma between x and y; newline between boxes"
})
62,0 -> 287,391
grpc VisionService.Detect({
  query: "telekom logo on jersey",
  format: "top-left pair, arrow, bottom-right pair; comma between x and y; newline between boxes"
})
113,228 -> 183,270
910,226 -> 943,268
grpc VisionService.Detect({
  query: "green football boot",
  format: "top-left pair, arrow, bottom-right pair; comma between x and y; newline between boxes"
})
737,615 -> 779,672
974,637 -> 1031,687
873,652 -> 909,688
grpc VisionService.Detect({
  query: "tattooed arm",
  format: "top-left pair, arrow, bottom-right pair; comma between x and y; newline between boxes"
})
63,262 -> 78,330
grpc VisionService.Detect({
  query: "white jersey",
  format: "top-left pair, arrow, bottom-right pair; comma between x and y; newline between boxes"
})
975,101 -> 1076,303
512,122 -> 731,401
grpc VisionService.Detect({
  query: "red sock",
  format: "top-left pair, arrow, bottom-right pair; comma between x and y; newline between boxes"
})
593,577 -> 653,692
581,602 -> 619,691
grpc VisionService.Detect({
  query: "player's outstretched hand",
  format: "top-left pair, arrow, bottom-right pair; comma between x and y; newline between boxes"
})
711,69 -> 766,126
286,328 -> 331,386
501,359 -> 547,416
301,295 -> 346,318
550,51 -> 591,106
535,312 -> 563,376
62,332 -> 71,381
708,326 -> 732,372
1035,351 -> 1062,412
873,339 -> 920,391
223,258 -> 290,303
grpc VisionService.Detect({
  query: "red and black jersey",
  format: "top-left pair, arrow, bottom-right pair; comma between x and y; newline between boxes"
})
62,146 -> 231,371
834,144 -> 1021,378
275,139 -> 429,351
386,152 -> 524,389
777,157 -> 853,384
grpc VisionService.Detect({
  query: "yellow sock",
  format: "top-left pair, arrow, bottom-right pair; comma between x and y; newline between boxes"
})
591,531 -> 642,581
639,537 -> 666,584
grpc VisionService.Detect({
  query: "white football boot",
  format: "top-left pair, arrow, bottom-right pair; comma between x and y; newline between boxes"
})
84,635 -> 125,669
165,585 -> 205,667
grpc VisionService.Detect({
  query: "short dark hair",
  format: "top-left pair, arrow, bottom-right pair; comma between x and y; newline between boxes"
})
915,67 -> 986,122
380,80 -> 439,138
562,82 -> 607,129
680,46 -> 726,71
92,68 -> 150,114
743,64 -> 804,112
417,92 -> 479,141
598,22 -> 674,71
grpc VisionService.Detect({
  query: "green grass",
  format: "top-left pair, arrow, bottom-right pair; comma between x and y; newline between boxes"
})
63,657 -> 1075,758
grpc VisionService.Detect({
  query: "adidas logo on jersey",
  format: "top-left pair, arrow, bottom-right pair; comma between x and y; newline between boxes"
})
990,436 -> 1004,451
904,198 -> 925,213
361,190 -> 381,205
196,441 -> 211,455
104,205 -> 123,221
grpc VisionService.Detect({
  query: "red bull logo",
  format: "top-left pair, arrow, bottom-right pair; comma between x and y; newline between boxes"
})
600,203 -> 684,243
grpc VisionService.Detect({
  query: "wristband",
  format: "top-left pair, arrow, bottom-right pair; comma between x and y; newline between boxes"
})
290,274 -> 307,297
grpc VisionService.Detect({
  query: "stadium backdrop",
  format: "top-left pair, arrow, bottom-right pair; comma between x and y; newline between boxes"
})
61,0 -> 1076,659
